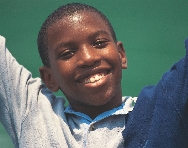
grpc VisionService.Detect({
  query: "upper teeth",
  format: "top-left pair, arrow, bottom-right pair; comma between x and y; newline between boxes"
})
83,73 -> 105,83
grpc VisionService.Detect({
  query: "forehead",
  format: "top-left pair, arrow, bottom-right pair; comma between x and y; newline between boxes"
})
47,11 -> 110,38
64,11 -> 106,27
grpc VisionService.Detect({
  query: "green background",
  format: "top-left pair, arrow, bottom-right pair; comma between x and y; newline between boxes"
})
0,0 -> 188,147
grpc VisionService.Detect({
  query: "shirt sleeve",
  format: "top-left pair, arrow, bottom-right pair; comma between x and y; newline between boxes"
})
123,38 -> 188,147
0,36 -> 43,141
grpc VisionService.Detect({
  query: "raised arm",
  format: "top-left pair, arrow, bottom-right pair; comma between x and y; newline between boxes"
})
0,36 -> 43,144
123,38 -> 188,147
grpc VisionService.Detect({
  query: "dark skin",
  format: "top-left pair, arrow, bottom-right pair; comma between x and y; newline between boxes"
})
39,11 -> 127,119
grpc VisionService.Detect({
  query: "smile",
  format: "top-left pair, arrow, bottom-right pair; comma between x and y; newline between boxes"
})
82,73 -> 106,84
75,67 -> 112,86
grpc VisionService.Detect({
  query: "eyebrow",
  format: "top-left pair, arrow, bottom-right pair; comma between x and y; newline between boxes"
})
54,30 -> 110,52
54,42 -> 76,52
89,30 -> 110,38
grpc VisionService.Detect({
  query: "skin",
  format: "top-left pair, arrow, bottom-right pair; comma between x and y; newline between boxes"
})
39,11 -> 127,119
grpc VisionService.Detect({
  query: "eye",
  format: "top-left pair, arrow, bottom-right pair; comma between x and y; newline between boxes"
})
59,49 -> 75,59
93,39 -> 108,48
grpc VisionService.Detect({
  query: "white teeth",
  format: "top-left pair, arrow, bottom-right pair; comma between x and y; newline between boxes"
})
95,75 -> 99,80
90,77 -> 95,83
83,73 -> 105,83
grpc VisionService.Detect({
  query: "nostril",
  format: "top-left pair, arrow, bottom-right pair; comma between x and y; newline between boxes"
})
78,59 -> 101,68
77,52 -> 101,68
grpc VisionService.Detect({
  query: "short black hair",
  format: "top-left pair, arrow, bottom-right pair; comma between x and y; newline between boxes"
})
37,3 -> 117,67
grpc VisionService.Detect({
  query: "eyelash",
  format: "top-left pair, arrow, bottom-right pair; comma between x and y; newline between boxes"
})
93,39 -> 108,48
60,50 -> 75,59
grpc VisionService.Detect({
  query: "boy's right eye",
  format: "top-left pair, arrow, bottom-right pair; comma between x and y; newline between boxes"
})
59,49 -> 75,59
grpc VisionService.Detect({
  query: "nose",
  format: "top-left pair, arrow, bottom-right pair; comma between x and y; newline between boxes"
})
77,45 -> 101,68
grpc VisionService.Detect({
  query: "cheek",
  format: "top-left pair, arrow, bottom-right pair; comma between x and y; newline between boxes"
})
55,65 -> 69,79
54,62 -> 75,85
105,49 -> 122,65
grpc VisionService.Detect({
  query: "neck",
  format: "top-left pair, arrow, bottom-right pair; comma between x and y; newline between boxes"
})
70,94 -> 122,120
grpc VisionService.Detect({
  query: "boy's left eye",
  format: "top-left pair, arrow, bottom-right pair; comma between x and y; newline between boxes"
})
93,39 -> 108,48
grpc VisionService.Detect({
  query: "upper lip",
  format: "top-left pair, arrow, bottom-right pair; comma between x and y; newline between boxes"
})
75,66 -> 112,83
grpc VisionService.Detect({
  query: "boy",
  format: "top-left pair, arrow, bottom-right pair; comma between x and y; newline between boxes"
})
0,3 -> 187,148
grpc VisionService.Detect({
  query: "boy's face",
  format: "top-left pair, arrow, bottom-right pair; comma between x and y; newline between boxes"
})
42,11 -> 127,111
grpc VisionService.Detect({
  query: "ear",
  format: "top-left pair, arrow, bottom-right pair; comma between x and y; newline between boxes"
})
116,41 -> 127,69
39,66 -> 59,92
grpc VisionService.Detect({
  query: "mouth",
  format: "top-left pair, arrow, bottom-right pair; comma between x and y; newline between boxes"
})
81,72 -> 107,84
76,68 -> 111,84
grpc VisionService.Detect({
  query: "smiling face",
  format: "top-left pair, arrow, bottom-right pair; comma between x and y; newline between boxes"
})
39,11 -> 127,117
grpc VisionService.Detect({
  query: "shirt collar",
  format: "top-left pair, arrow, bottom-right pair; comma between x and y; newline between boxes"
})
64,96 -> 137,123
